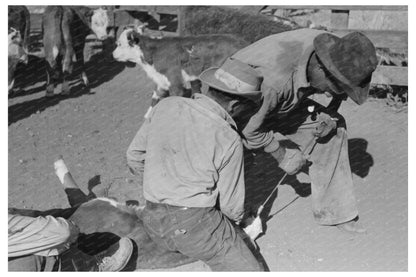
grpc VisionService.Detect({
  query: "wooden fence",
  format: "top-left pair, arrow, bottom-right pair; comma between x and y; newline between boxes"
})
29,5 -> 408,87
108,6 -> 184,36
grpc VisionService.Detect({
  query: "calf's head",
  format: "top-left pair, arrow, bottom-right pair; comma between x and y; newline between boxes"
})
112,27 -> 144,63
90,7 -> 109,40
8,28 -> 28,90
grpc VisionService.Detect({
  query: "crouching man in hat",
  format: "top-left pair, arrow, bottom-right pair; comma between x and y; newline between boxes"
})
199,29 -> 378,233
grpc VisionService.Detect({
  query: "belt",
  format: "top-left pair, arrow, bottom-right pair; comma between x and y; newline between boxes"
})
145,200 -> 189,211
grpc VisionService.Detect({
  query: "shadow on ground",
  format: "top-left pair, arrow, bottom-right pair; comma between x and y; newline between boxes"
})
348,138 -> 374,178
8,51 -> 126,125
242,138 -> 374,227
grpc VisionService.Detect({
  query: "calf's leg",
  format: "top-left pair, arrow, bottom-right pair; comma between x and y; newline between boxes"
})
54,157 -> 90,207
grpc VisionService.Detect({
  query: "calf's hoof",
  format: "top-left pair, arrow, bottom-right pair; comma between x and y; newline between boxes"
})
81,73 -> 89,87
46,85 -> 55,97
61,84 -> 70,95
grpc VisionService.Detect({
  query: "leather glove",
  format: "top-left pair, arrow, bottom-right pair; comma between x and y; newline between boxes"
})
312,112 -> 338,138
243,216 -> 263,241
67,220 -> 80,245
270,146 -> 307,175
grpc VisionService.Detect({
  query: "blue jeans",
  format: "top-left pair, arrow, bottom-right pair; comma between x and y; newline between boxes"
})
142,201 -> 265,271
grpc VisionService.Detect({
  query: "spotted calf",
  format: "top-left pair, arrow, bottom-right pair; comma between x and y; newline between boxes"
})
112,26 -> 248,117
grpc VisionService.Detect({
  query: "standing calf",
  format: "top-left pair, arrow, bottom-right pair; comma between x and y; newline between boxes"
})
112,26 -> 248,117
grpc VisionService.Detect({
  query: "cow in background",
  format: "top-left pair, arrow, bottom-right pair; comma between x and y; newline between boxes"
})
42,6 -> 109,97
8,6 -> 30,92
8,6 -> 30,52
113,25 -> 248,118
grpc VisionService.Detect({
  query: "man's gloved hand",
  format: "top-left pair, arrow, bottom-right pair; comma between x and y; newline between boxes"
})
67,219 -> 80,245
269,146 -> 307,175
312,112 -> 338,138
243,216 -> 263,241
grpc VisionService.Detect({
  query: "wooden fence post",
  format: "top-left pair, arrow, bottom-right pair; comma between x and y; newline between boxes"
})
177,6 -> 185,36
330,10 -> 350,29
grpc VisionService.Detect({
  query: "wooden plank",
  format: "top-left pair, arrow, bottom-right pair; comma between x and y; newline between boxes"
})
330,10 -> 349,29
333,29 -> 407,50
371,66 -> 407,86
115,6 -> 179,15
177,6 -> 185,36
267,5 -> 407,11
114,10 -> 140,27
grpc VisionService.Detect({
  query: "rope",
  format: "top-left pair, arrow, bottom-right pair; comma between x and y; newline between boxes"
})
256,136 -> 318,216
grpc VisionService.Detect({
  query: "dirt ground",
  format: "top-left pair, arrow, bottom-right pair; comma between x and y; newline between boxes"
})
8,53 -> 408,271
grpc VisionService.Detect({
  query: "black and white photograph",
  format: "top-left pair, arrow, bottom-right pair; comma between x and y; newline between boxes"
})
6,2 -> 410,272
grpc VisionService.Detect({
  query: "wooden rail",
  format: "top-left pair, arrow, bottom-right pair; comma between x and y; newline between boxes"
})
267,5 -> 407,11
108,6 -> 184,36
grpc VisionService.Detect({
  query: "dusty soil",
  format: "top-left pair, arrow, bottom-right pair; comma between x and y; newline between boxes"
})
8,53 -> 407,271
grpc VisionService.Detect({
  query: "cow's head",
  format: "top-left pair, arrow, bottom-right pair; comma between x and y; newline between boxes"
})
90,7 -> 109,40
112,26 -> 144,63
8,28 -> 28,64
8,28 -> 28,90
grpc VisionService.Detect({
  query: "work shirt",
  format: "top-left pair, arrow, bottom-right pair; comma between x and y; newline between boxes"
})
8,214 -> 75,257
127,93 -> 245,222
232,28 -> 329,150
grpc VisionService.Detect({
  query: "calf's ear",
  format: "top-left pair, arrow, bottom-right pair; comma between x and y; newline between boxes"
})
84,9 -> 94,18
128,30 -> 141,45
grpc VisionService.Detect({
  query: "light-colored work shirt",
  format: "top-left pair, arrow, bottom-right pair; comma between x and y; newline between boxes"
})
8,214 -> 75,257
127,93 -> 245,222
232,28 -> 328,150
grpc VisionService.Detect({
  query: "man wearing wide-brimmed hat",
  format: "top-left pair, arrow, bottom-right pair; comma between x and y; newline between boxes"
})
199,28 -> 378,233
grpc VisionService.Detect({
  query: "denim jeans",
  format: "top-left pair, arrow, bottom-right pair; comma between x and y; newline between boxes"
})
142,201 -> 265,271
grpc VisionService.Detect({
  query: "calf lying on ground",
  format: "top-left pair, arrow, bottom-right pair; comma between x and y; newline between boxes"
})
9,158 -> 265,271
42,6 -> 109,97
112,26 -> 248,117
8,6 -> 30,92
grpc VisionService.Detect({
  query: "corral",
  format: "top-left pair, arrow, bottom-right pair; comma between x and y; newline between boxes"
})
8,5 -> 408,271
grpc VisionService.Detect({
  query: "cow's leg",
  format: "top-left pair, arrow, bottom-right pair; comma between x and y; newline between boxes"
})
74,44 -> 89,87
45,58 -> 60,97
60,16 -> 74,95
43,7 -> 64,97
44,45 -> 61,97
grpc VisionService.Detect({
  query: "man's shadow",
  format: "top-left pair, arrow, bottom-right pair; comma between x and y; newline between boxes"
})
348,138 -> 374,178
243,137 -> 374,234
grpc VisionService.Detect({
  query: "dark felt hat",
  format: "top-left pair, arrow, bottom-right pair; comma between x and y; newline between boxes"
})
314,32 -> 378,105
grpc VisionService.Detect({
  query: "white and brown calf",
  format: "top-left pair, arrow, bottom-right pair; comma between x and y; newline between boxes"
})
112,26 -> 248,118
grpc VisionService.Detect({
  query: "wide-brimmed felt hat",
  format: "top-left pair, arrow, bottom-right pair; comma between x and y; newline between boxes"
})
314,31 -> 378,105
199,58 -> 262,102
